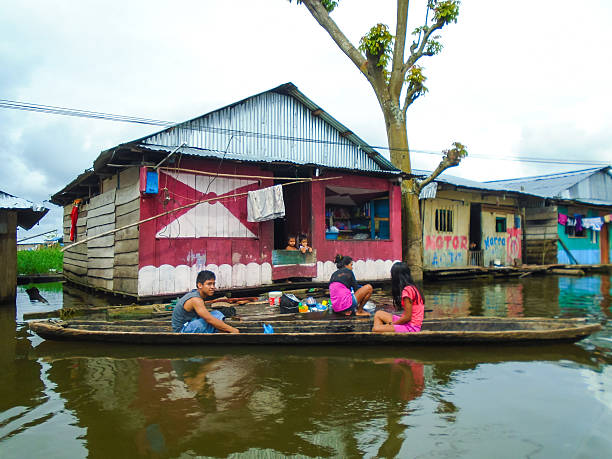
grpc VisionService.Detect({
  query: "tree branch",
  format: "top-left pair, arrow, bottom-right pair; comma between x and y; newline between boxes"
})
389,0 -> 410,99
402,84 -> 420,115
414,143 -> 467,194
402,18 -> 444,74
300,1 -> 372,85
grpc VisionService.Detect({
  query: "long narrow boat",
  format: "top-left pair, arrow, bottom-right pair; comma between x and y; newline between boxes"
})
28,317 -> 601,345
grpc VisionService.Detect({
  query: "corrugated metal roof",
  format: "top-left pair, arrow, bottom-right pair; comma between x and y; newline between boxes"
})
411,169 -> 513,194
0,190 -> 49,230
486,167 -> 603,196
0,191 -> 46,211
413,167 -> 612,207
485,167 -> 612,206
123,83 -> 398,173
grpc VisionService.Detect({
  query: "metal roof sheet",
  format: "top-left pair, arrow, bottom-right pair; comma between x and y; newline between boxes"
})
485,167 -> 604,196
0,191 -> 46,211
0,190 -> 49,230
411,169 -> 513,193
485,167 -> 612,206
122,83 -> 399,174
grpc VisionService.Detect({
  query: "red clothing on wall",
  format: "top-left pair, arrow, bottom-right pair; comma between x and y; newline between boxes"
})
70,204 -> 79,241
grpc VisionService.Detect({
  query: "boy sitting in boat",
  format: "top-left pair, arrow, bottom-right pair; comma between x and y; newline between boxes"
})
171,270 -> 240,334
372,262 -> 424,333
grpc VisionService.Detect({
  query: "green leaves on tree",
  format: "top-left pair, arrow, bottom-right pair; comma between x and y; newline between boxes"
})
320,0 -> 339,12
289,0 -> 339,13
442,142 -> 468,166
358,23 -> 393,69
430,0 -> 460,25
406,65 -> 429,100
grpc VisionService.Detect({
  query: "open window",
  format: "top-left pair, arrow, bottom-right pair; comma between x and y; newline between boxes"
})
565,222 -> 586,238
495,216 -> 507,233
325,186 -> 390,241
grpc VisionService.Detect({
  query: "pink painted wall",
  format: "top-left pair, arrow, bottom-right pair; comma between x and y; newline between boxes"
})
138,159 -> 274,269
311,171 -> 402,263
137,160 -> 401,282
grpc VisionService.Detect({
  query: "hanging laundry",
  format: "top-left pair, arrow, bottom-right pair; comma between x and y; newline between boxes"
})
582,217 -> 604,231
557,213 -> 568,225
564,217 -> 575,235
604,214 -> 612,223
573,214 -> 583,233
69,199 -> 82,241
247,185 -> 285,222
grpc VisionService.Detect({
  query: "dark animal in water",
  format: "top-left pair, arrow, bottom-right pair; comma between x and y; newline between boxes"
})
26,287 -> 49,303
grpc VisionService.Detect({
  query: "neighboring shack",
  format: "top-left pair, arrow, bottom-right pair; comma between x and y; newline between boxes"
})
416,172 -> 524,269
52,83 -> 403,299
488,167 -> 612,265
0,191 -> 48,302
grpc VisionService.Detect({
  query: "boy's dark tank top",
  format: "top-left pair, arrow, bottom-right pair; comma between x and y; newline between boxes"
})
171,290 -> 202,332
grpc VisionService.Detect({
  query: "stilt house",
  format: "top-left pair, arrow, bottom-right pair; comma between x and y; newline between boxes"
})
488,167 -> 612,265
416,172 -> 524,269
51,83 -> 403,299
0,191 -> 48,301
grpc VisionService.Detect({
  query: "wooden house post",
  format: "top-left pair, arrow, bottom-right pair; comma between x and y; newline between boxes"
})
0,210 -> 18,303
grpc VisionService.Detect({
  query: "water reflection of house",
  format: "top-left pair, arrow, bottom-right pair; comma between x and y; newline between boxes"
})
488,167 -> 612,265
51,83 -> 402,299
415,171 -> 524,269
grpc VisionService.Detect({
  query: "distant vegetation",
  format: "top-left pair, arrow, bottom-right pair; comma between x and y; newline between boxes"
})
17,245 -> 63,275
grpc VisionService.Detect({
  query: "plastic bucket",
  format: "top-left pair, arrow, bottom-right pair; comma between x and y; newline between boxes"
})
268,291 -> 282,306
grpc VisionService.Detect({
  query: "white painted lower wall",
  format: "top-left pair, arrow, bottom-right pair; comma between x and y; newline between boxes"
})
138,258 -> 400,297
314,259 -> 400,283
138,262 -> 273,296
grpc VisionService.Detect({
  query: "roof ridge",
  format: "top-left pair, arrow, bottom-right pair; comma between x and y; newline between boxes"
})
485,166 -> 607,183
109,82 -> 398,172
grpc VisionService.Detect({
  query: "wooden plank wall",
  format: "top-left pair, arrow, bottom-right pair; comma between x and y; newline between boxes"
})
63,167 -> 141,295
113,176 -> 140,295
523,206 -> 558,264
86,189 -> 116,290
63,201 -> 89,284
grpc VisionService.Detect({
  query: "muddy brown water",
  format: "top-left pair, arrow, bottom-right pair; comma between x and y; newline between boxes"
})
1,275 -> 611,458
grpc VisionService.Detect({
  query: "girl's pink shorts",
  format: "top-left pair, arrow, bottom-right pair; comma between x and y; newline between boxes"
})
392,315 -> 421,333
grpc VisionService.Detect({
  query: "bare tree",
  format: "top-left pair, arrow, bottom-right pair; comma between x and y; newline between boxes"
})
291,0 -> 467,280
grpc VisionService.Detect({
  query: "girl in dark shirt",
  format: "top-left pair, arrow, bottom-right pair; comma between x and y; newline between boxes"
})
329,255 -> 373,316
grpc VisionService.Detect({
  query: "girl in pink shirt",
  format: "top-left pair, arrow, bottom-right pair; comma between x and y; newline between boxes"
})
373,262 -> 425,333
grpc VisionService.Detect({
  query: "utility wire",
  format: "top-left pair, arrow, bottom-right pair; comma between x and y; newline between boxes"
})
0,98 -> 608,167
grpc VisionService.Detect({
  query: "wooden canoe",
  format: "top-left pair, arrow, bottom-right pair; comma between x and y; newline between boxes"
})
28,317 -> 601,345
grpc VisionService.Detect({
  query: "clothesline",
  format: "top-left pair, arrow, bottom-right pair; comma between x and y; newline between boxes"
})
558,213 -> 611,232
62,176 -> 340,252
158,166 -> 334,182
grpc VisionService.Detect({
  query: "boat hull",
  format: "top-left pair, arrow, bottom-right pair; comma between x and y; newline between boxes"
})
28,317 -> 602,345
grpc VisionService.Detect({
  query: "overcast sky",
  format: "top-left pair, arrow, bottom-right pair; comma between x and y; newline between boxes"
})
2,0 -> 611,241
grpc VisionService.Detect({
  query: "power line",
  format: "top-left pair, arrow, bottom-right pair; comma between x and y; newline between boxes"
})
1,98 -> 608,167
409,148 -> 608,166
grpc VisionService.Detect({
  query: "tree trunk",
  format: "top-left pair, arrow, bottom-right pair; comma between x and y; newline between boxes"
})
385,114 -> 424,282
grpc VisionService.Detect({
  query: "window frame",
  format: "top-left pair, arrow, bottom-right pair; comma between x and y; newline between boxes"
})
435,208 -> 453,233
324,188 -> 390,241
495,216 -> 507,233
565,225 -> 587,238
